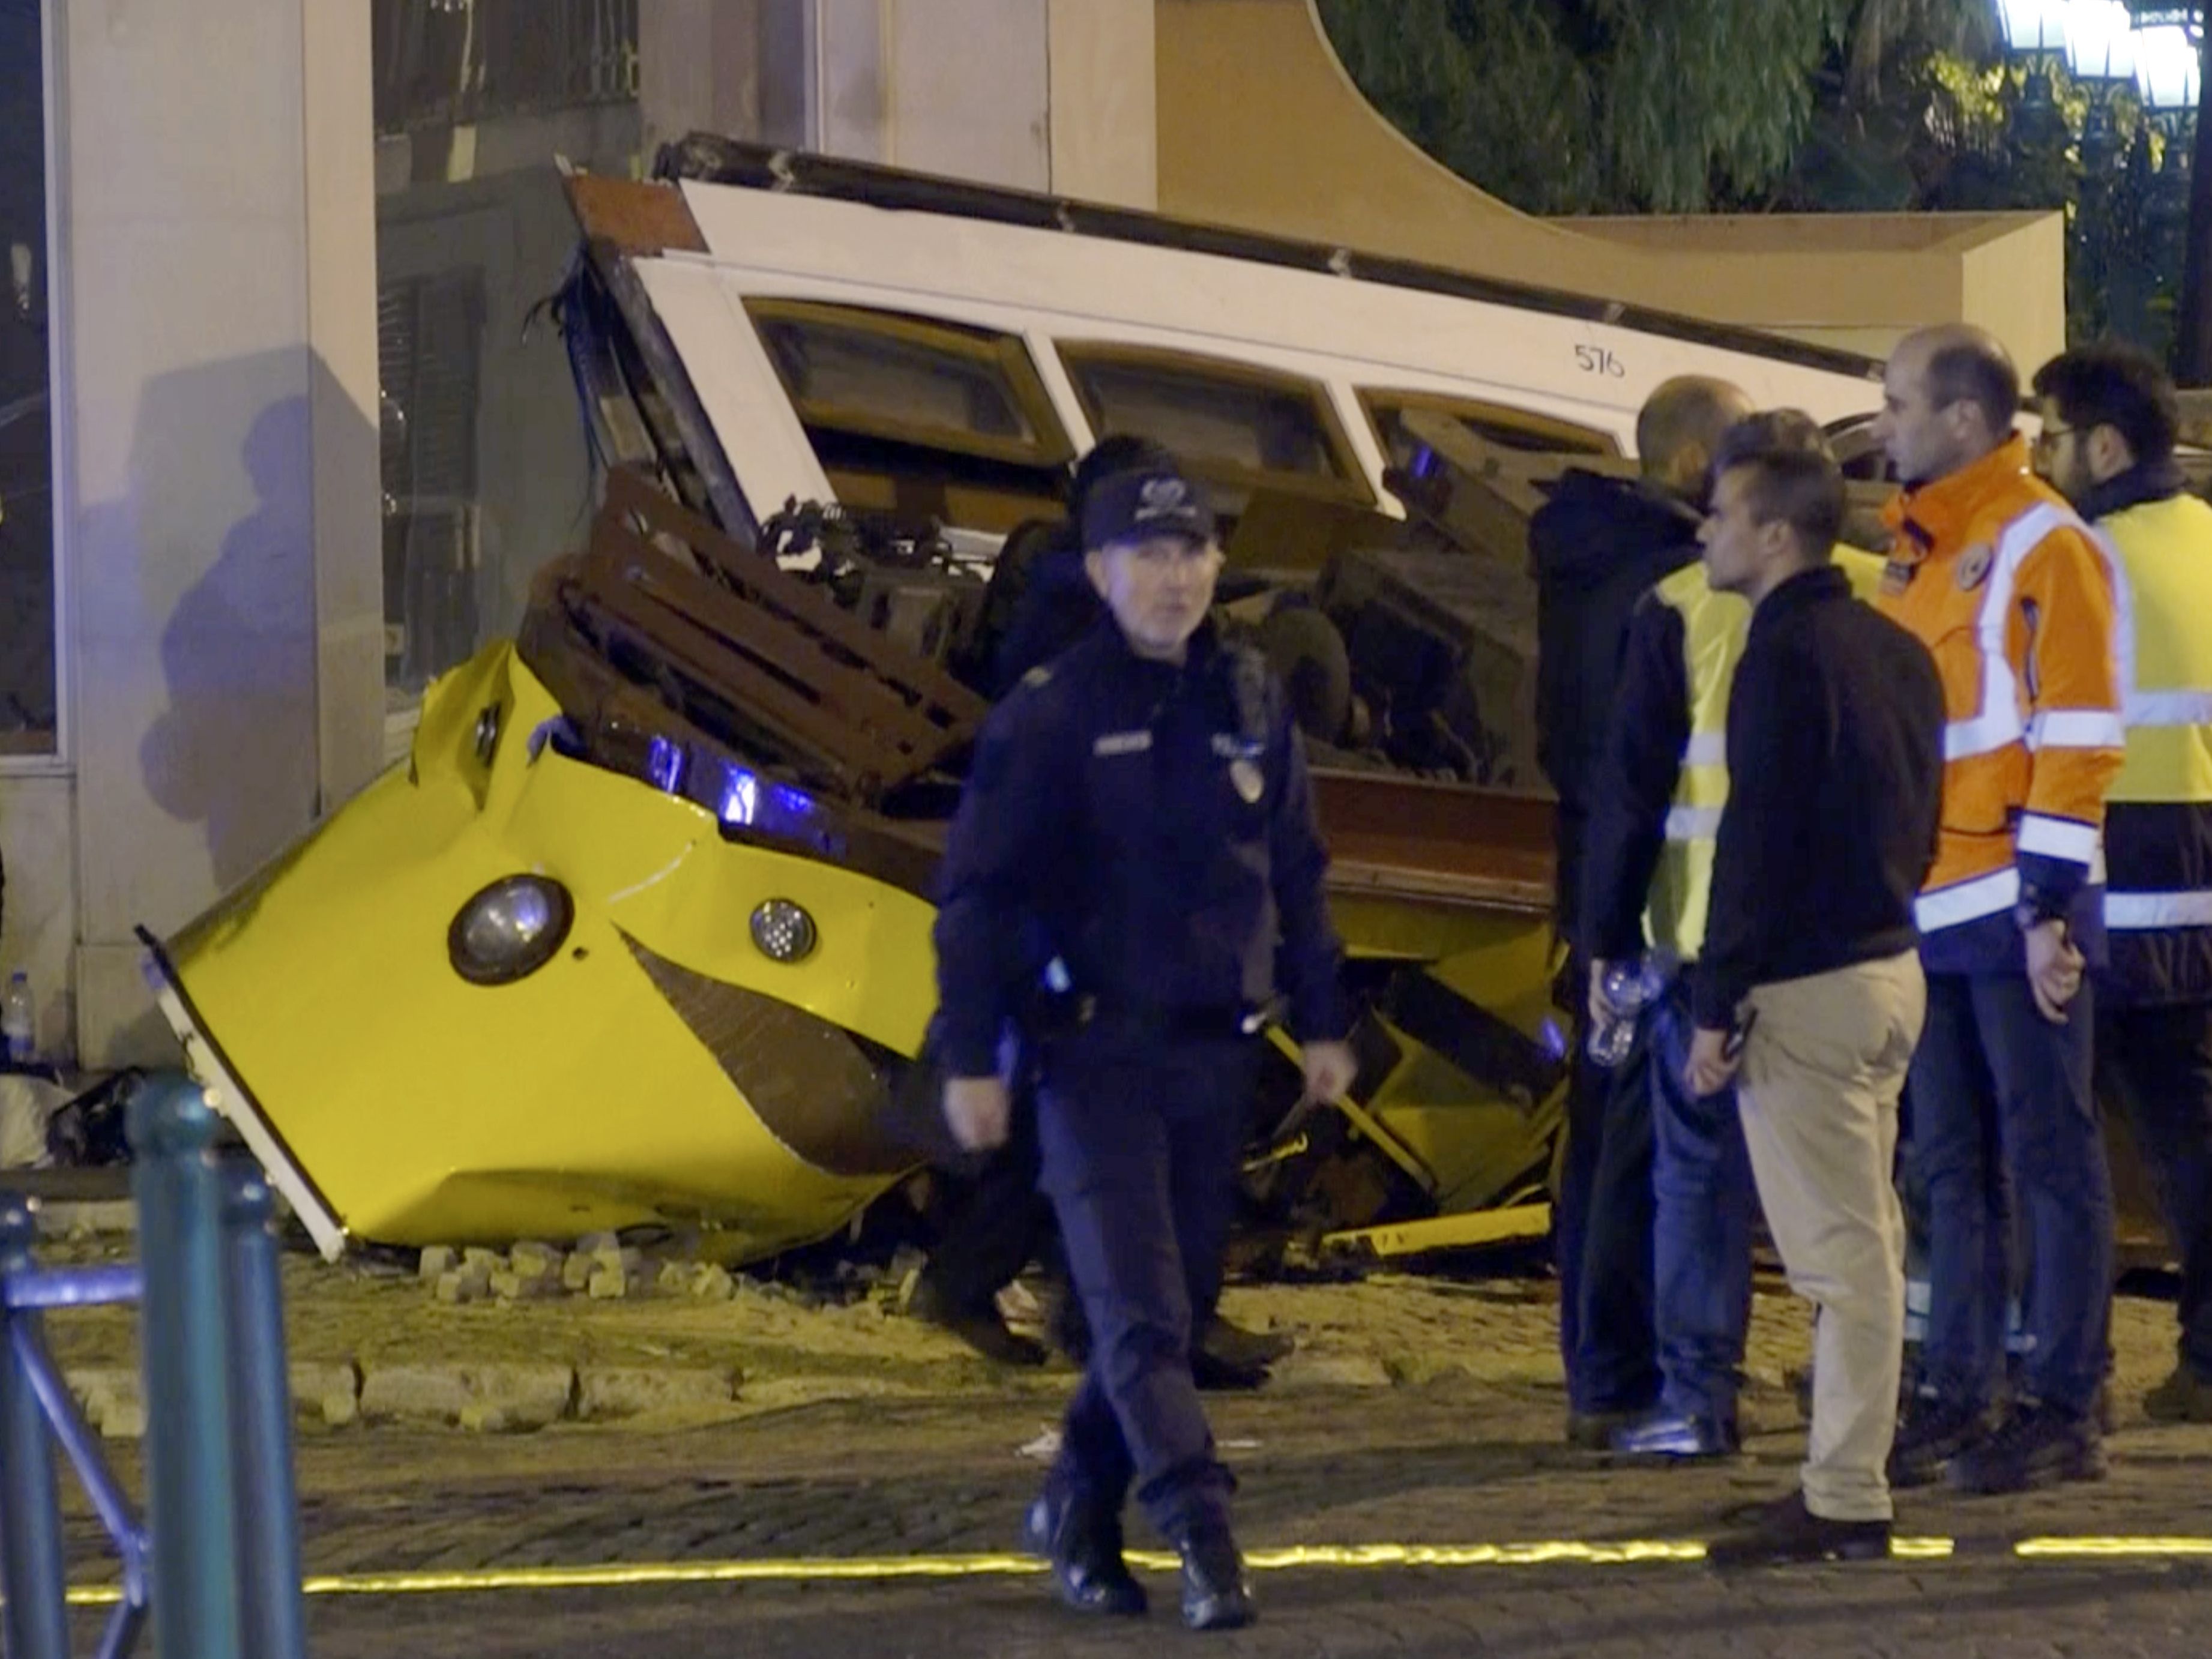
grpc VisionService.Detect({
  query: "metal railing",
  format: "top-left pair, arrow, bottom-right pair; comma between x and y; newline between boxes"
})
0,1073 -> 306,1659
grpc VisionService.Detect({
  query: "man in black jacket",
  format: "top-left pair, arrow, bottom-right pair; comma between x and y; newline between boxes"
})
1687,420 -> 1945,1567
1531,375 -> 1750,1441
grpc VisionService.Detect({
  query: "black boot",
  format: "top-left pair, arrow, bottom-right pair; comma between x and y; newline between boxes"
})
1177,1529 -> 1256,1631
908,1275 -> 1049,1368
1021,1489 -> 1147,1617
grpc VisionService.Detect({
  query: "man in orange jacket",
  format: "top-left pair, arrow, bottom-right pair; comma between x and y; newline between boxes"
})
1871,325 -> 2126,1496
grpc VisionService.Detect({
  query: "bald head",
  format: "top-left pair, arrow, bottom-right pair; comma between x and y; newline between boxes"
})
1636,376 -> 1755,500
1876,325 -> 2019,486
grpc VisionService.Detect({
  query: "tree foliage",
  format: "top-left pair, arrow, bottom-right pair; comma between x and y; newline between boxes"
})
1318,0 -> 1854,214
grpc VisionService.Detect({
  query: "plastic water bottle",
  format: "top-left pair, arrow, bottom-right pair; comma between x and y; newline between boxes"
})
1586,956 -> 1667,1067
2,972 -> 34,1067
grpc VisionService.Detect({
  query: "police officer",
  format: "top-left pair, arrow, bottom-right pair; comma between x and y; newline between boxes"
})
2031,343 -> 2212,1423
935,454 -> 1355,1631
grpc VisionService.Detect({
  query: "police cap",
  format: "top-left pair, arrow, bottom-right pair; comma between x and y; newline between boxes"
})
1080,463 -> 1216,552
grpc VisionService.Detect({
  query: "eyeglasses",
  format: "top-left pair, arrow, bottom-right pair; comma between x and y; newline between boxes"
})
2033,424 -> 2079,452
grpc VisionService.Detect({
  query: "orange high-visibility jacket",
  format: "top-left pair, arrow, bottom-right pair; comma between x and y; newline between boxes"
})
1875,437 -> 2127,971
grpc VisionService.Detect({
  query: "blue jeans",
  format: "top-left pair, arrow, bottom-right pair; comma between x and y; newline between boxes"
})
1646,983 -> 1754,1429
1908,972 -> 2114,1417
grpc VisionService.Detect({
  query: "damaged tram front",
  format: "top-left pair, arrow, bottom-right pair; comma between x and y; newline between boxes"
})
145,138 -> 1891,1266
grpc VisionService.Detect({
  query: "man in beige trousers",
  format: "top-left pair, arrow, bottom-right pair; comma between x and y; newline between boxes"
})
1681,419 -> 1947,1566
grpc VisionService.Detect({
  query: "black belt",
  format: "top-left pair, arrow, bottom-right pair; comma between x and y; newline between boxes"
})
1034,995 -> 1268,1041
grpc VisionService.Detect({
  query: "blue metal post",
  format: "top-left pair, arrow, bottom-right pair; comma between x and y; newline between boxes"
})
0,1195 -> 70,1659
222,1164 -> 307,1659
130,1073 -> 244,1659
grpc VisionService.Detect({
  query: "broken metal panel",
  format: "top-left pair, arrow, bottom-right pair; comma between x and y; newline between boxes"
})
148,643 -> 935,1254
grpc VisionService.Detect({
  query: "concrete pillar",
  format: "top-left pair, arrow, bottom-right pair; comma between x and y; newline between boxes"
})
55,0 -> 380,1065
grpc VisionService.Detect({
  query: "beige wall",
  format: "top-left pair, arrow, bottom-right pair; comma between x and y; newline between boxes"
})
39,0 -> 380,1065
1049,0 -> 1157,209
1156,0 -> 2066,374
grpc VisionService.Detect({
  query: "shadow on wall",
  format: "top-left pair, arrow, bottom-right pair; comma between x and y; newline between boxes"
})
137,394 -> 321,897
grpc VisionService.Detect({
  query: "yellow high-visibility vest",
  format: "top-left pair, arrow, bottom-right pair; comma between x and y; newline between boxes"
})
2103,492 -> 2212,931
1644,549 -> 1885,960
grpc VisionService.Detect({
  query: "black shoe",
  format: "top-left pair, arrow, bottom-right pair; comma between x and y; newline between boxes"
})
1201,1313 -> 1294,1370
1886,1392 -> 1987,1490
1021,1490 -> 1147,1617
1192,1344 -> 1272,1393
1947,1402 -> 2108,1496
1177,1530 -> 1255,1632
909,1277 -> 1049,1368
1706,1490 -> 1890,1569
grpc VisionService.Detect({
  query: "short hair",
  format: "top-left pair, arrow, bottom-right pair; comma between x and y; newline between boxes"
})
1712,410 -> 1846,553
2030,342 -> 2178,466
1635,376 -> 1751,479
1924,336 -> 2020,439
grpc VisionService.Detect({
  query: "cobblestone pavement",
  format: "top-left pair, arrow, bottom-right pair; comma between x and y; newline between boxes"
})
41,1278 -> 2212,1654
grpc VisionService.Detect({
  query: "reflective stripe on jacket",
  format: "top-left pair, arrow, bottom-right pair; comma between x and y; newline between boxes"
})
1645,549 -> 1886,961
1875,437 -> 2126,972
2096,487 -> 2212,1004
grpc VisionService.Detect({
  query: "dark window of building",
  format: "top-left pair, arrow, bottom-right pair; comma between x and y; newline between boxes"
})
0,0 -> 55,754
373,0 -> 639,136
378,271 -> 486,696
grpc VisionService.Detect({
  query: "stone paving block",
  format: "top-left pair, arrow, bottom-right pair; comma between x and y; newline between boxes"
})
460,1247 -> 504,1275
490,1271 -> 558,1302
65,1366 -> 143,1438
690,1264 -> 737,1300
575,1230 -> 620,1255
591,1245 -> 643,1280
33,1200 -> 137,1239
434,1270 -> 488,1305
1268,1350 -> 1393,1388
358,1362 -> 576,1430
290,1361 -> 361,1429
508,1241 -> 560,1280
586,1268 -> 630,1300
561,1250 -> 594,1292
576,1366 -> 738,1420
417,1245 -> 457,1281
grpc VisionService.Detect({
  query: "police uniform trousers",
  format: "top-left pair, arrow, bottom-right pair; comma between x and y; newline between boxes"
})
1035,1025 -> 1257,1543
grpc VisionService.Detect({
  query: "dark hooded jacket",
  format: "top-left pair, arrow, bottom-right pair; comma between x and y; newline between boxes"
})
991,525 -> 1103,696
1529,470 -> 1705,949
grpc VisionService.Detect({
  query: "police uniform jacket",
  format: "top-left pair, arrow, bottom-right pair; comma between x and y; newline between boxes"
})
933,618 -> 1349,1080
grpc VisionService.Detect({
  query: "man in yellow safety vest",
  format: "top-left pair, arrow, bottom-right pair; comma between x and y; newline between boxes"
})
2031,342 -> 2212,1423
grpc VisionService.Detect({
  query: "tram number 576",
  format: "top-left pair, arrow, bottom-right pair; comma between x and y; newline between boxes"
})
1574,345 -> 1626,378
